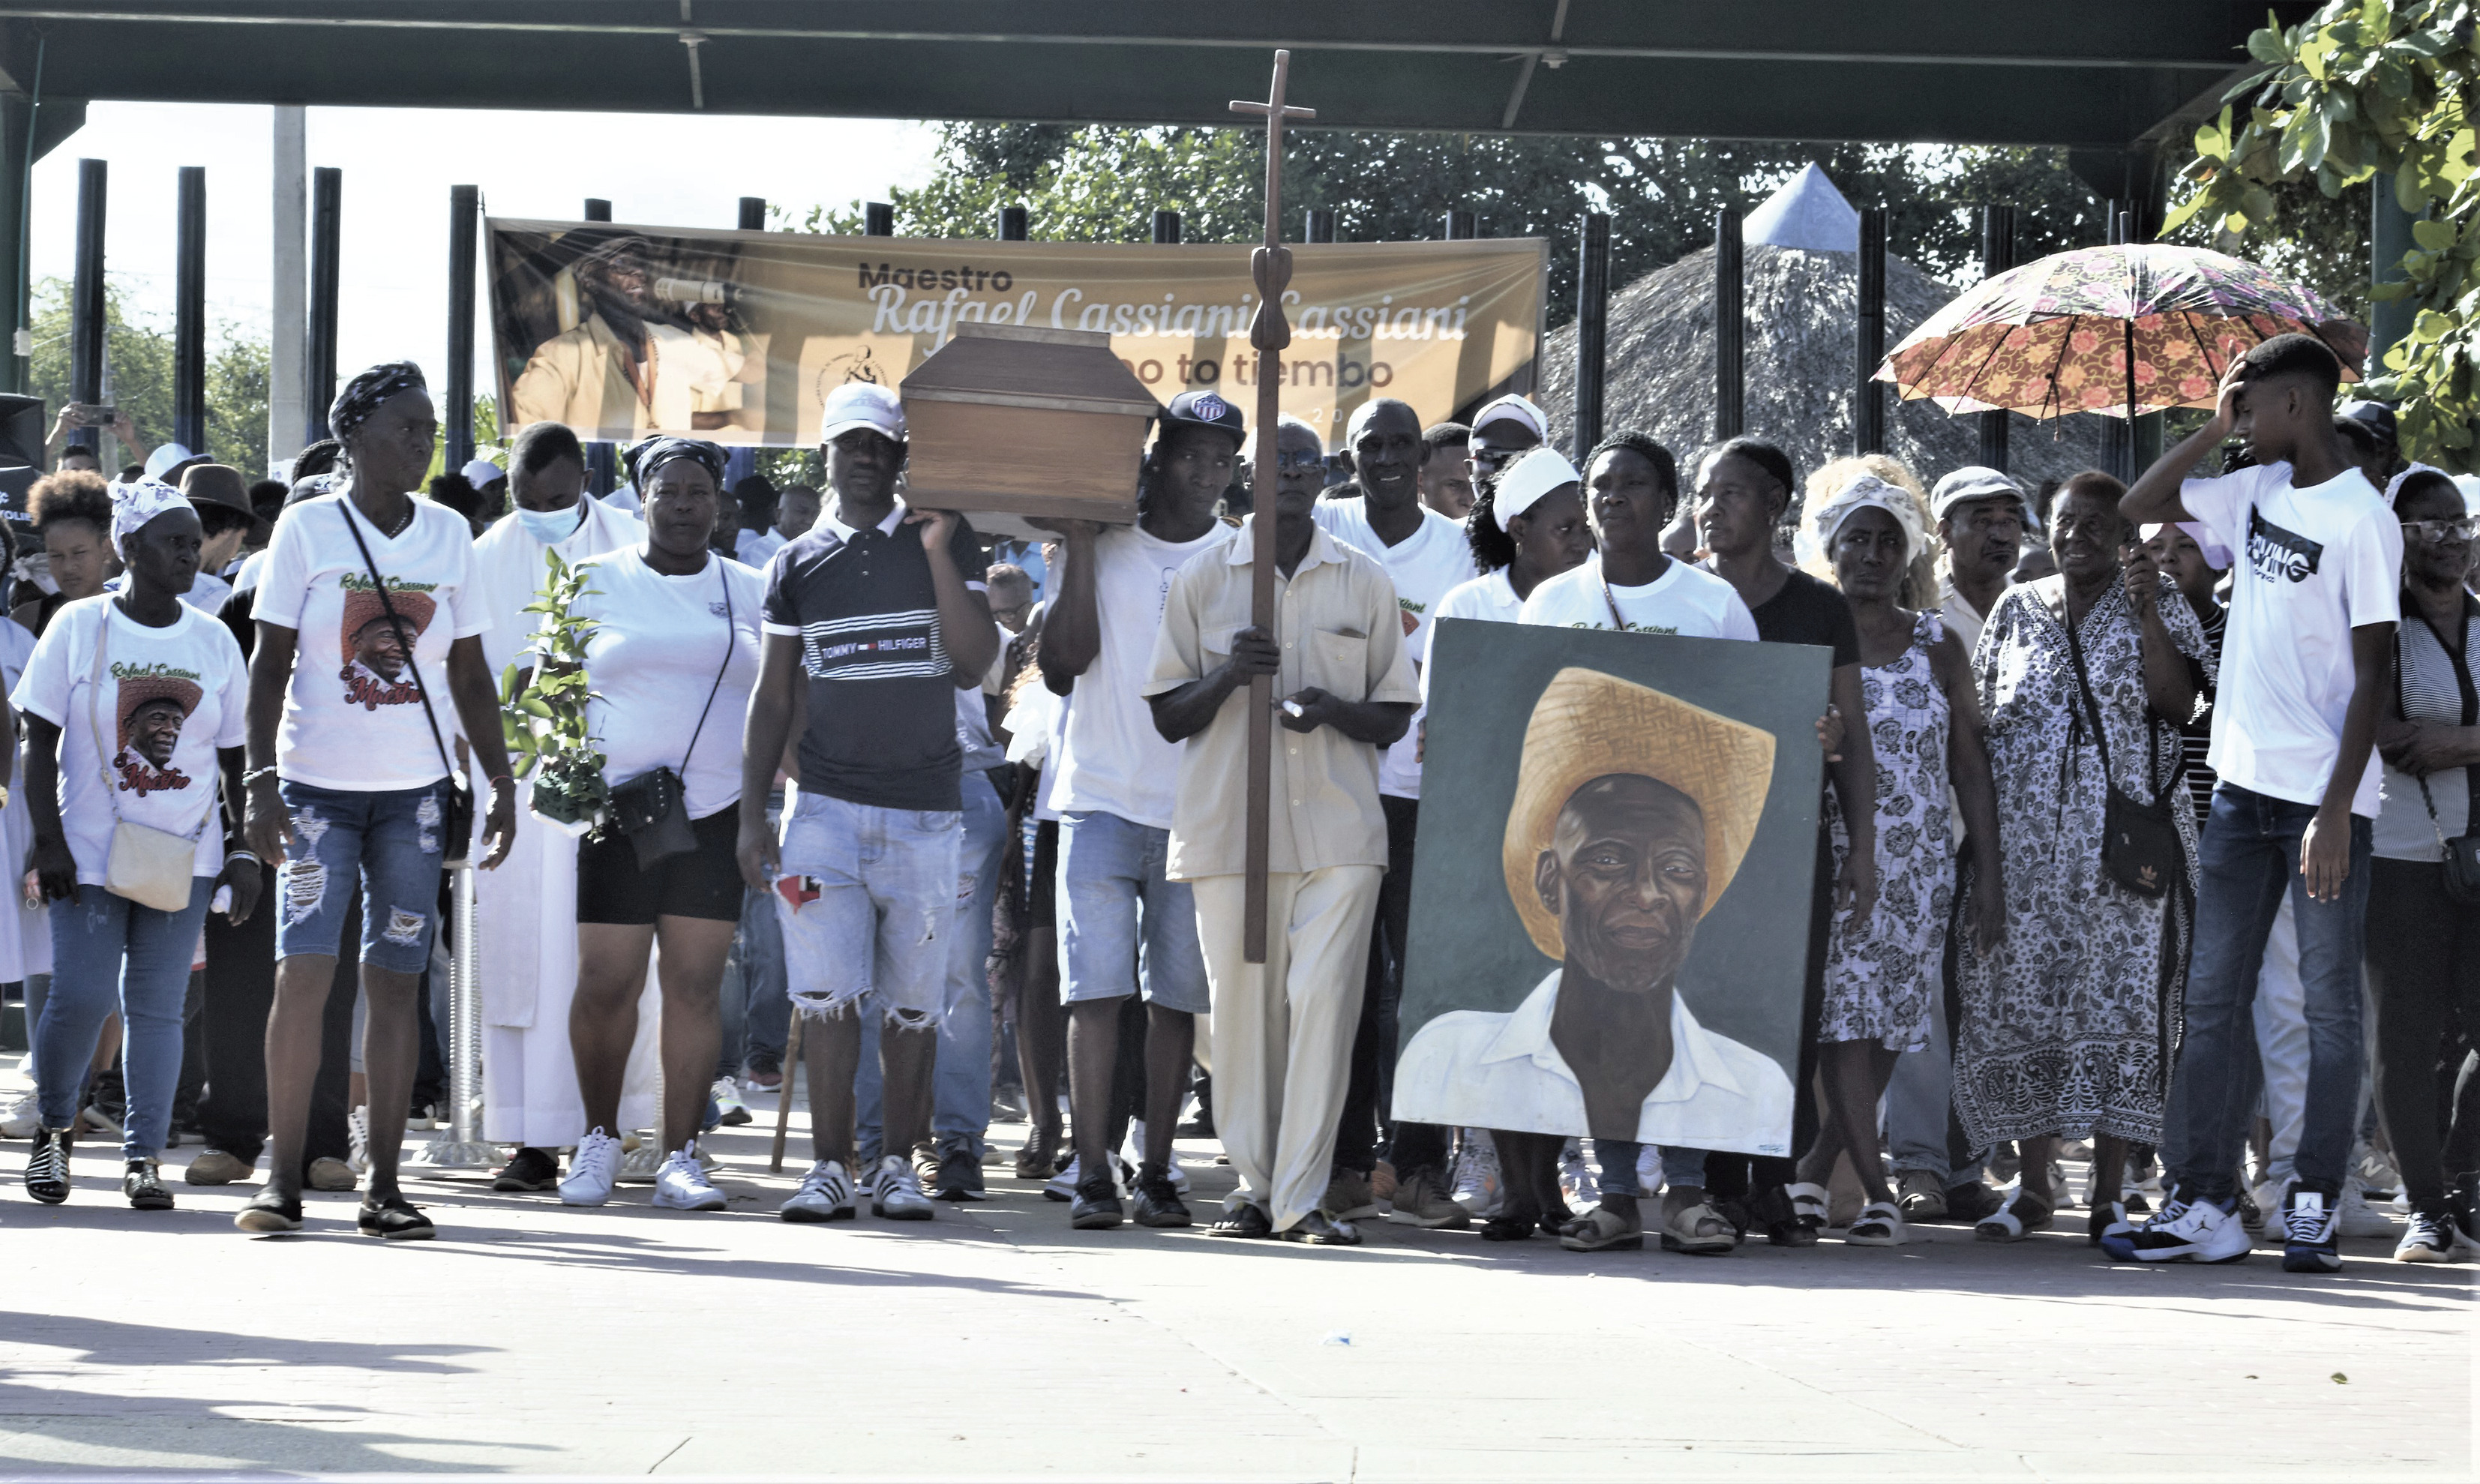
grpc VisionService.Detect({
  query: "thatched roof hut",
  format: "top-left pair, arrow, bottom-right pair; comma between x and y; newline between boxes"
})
1534,241 -> 2114,496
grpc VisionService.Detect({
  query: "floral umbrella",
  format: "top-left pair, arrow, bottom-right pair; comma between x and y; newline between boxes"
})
1874,244 -> 2368,421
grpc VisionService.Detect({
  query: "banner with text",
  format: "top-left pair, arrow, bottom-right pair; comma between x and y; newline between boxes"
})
487,220 -> 1546,450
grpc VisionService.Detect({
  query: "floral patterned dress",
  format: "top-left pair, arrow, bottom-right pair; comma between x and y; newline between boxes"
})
1821,611 -> 1951,1051
1953,575 -> 2211,1147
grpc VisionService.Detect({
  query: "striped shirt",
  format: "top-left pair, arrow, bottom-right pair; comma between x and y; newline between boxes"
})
761,502 -> 988,811
2181,595 -> 2227,826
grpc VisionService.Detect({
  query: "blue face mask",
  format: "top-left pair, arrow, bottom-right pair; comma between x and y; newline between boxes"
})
517,502 -> 586,545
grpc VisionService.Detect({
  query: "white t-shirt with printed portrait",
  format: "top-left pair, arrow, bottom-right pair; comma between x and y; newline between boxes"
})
13,595 -> 249,886
2179,461 -> 2402,817
1313,496 -> 1478,799
252,491 -> 489,792
565,546 -> 766,822
1518,551 -> 1759,640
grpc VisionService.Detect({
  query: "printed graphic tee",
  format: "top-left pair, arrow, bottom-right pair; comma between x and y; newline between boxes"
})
2180,462 -> 2401,816
568,547 -> 766,820
253,492 -> 489,791
13,595 -> 248,886
1519,552 -> 1759,640
1314,496 -> 1479,799
761,502 -> 988,812
1051,521 -> 1235,829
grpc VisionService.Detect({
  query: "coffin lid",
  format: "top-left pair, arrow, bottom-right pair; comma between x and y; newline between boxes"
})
899,322 -> 1162,418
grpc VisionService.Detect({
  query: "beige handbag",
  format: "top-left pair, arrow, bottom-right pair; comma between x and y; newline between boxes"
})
86,610 -> 211,912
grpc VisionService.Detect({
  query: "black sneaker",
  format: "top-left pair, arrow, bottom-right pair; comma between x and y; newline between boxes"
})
235,1186 -> 303,1235
934,1150 -> 986,1202
358,1194 -> 437,1241
1204,1202 -> 1272,1239
1132,1170 -> 1191,1228
122,1157 -> 173,1210
2395,1204 -> 2458,1264
23,1127 -> 70,1204
1070,1174 -> 1123,1230
2280,1184 -> 2341,1273
492,1147 -> 561,1192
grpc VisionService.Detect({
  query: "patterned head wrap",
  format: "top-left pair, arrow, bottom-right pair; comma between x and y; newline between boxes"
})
329,361 -> 427,441
1810,472 -> 1926,568
622,435 -> 728,488
107,478 -> 196,554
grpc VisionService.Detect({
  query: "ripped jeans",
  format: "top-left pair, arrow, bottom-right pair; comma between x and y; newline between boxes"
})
272,778 -> 450,973
774,790 -> 962,1024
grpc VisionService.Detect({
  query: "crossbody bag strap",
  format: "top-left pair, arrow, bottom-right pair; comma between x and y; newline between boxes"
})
84,602 -> 216,844
2403,595 -> 2480,841
337,499 -> 457,782
2062,589 -> 2170,803
675,557 -> 733,775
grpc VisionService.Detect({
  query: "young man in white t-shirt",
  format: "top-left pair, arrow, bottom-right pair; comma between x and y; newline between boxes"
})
1035,389 -> 1243,1230
2114,334 -> 2402,1273
1312,398 -> 1479,1226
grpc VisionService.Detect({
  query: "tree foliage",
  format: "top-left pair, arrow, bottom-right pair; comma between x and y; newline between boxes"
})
2169,0 -> 2479,466
787,124 -> 2108,329
26,277 -> 271,474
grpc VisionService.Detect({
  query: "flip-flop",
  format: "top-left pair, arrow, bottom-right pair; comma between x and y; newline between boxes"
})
1660,1200 -> 1737,1255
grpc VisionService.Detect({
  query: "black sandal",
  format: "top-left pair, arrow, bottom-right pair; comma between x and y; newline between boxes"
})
235,1186 -> 303,1234
1203,1202 -> 1272,1239
357,1194 -> 436,1241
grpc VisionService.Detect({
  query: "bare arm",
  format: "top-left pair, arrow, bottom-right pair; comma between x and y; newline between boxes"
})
242,621 -> 298,864
2302,622 -> 2392,902
1033,522 -> 1103,682
1149,625 -> 1279,743
1281,688 -> 1414,747
214,743 -> 260,925
445,635 -> 517,870
1826,661 -> 1878,922
2124,552 -> 2199,724
1935,632 -> 2005,955
906,509 -> 999,686
738,633 -> 801,889
20,715 -> 73,901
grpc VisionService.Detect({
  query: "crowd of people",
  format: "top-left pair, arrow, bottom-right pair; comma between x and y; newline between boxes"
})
2,327 -> 2474,1271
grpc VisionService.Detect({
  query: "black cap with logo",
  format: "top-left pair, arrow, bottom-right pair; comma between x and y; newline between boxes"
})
1159,388 -> 1246,448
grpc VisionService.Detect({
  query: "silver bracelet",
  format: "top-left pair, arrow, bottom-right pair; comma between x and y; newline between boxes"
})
224,849 -> 259,868
241,766 -> 281,787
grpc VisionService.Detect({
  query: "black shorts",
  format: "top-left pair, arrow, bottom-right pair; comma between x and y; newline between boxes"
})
576,807 -> 743,926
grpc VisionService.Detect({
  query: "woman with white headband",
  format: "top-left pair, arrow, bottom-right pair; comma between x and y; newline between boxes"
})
1798,474 -> 2006,1247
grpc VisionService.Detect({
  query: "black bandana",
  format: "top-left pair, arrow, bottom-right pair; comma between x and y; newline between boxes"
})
622,434 -> 727,487
329,361 -> 427,440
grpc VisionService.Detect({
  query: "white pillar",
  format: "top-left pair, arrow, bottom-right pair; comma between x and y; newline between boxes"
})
267,104 -> 306,472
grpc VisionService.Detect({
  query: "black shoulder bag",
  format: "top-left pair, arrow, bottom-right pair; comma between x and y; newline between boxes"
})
604,558 -> 735,871
2062,598 -> 2182,900
339,501 -> 473,866
2401,606 -> 2480,904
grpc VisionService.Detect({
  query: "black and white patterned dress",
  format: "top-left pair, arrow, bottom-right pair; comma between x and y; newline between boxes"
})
1821,611 -> 1950,1051
1953,575 -> 2211,1147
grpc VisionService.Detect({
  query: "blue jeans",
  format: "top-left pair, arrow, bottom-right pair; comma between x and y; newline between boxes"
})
718,888 -> 790,1078
1596,1140 -> 1645,1198
2162,785 -> 2373,1203
274,779 -> 450,973
775,792 -> 961,1020
35,879 -> 214,1158
1057,810 -> 1210,1014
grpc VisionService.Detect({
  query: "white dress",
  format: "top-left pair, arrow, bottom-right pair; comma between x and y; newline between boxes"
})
0,619 -> 47,982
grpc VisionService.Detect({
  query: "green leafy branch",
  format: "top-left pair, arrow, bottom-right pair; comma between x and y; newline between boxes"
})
2168,1 -> 2480,466
499,549 -> 608,826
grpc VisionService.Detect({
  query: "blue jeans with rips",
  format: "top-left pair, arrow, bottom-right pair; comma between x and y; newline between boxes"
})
2161,784 -> 2372,1204
35,879 -> 214,1158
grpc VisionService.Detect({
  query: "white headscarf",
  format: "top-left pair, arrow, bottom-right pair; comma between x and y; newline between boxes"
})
1492,448 -> 1581,529
107,477 -> 195,554
1807,473 -> 1924,568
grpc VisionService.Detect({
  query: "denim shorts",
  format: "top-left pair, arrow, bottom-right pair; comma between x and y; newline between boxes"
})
1057,810 -> 1210,1015
774,790 -> 961,1023
274,778 -> 451,974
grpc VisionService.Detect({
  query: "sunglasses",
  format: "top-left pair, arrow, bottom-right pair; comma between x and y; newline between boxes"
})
1267,448 -> 1328,472
2401,516 -> 2477,544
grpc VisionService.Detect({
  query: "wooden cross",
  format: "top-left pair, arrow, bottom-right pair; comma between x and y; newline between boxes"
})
1230,50 -> 1315,964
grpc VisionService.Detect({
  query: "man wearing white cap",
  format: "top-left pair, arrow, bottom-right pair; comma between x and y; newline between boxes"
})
460,457 -> 509,524
1312,397 -> 1479,1225
142,442 -> 205,488
1465,394 -> 1548,490
740,379 -> 999,1226
1928,466 -> 2032,657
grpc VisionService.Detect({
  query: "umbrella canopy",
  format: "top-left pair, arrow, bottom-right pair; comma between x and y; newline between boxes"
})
1875,244 -> 2368,421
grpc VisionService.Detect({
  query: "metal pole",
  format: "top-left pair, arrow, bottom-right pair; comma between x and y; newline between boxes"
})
1442,208 -> 1475,241
863,201 -> 894,237
1977,204 -> 2015,471
1304,208 -> 1335,244
2371,174 -> 2418,375
173,166 -> 205,454
268,106 -> 306,469
737,195 -> 766,232
1152,208 -> 1181,245
1574,211 -> 1609,459
67,159 -> 103,460
2104,202 -> 2131,481
1714,207 -> 1744,442
579,198 -> 615,491
997,203 -> 1027,241
306,166 -> 340,442
444,184 -> 478,472
583,197 -> 612,223
1854,206 -> 1885,456
411,864 -> 495,1168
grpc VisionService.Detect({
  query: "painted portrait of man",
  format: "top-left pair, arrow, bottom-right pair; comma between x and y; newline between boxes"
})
338,586 -> 433,710
112,672 -> 202,798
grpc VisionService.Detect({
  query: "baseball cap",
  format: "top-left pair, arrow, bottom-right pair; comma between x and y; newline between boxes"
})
1159,388 -> 1245,446
460,457 -> 505,485
1930,466 -> 2030,521
819,381 -> 905,445
2338,400 -> 2398,440
1470,394 -> 1548,443
143,442 -> 202,484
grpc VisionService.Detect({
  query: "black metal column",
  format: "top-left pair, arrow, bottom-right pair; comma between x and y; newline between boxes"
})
1574,211 -> 1609,458
1152,209 -> 1181,245
305,166 -> 340,441
997,203 -> 1027,241
581,199 -> 614,491
1304,208 -> 1335,244
67,157 -> 103,457
863,202 -> 894,237
1714,208 -> 1744,442
737,196 -> 765,232
1855,207 -> 1886,455
1977,205 -> 2016,470
444,184 -> 478,472
583,197 -> 611,223
1442,209 -> 1475,241
173,165 -> 205,454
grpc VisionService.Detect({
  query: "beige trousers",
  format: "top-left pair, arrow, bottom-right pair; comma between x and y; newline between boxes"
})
1192,865 -> 1382,1232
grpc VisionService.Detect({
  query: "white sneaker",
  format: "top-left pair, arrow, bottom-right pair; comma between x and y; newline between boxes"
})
652,1142 -> 727,1211
2337,1181 -> 2396,1239
0,1090 -> 37,1139
871,1153 -> 934,1221
2115,1194 -> 2251,1264
1452,1129 -> 1504,1217
780,1159 -> 854,1222
1636,1143 -> 1663,1193
711,1078 -> 751,1127
80,1103 -> 123,1138
1044,1153 -> 1082,1202
346,1105 -> 370,1175
1559,1140 -> 1597,1211
1118,1122 -> 1191,1193
559,1127 -> 622,1207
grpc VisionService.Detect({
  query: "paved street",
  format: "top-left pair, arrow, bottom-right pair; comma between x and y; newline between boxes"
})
0,1088 -> 2470,1481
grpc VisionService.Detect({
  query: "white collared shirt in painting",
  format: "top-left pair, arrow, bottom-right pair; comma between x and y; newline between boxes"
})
1391,969 -> 1795,1154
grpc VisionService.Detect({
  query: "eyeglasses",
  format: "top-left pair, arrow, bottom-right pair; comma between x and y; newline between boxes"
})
1468,445 -> 1521,472
2401,516 -> 2477,544
1269,449 -> 1327,472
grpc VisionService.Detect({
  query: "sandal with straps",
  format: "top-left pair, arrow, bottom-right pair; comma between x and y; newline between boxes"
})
1844,1200 -> 1906,1247
1784,1181 -> 1830,1229
2088,1198 -> 2133,1247
1559,1204 -> 1645,1252
1974,1187 -> 2053,1243
1660,1199 -> 1738,1255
